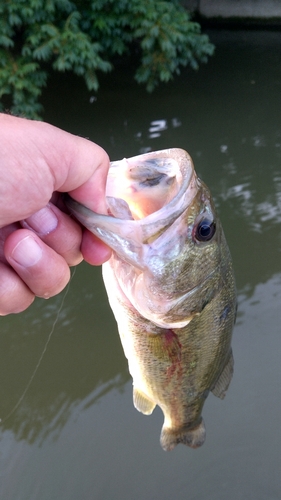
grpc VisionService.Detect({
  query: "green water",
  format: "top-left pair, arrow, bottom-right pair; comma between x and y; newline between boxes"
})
1,30 -> 281,499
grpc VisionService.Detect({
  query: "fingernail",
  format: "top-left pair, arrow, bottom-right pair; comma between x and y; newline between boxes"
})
23,205 -> 58,235
11,236 -> 43,267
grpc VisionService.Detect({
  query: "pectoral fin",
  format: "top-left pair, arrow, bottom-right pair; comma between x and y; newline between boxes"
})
133,387 -> 156,415
211,350 -> 234,399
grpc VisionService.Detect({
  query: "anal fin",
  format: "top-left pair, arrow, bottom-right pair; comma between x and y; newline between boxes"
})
133,387 -> 156,415
211,350 -> 234,399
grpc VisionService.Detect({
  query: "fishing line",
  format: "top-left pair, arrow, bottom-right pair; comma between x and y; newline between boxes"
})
0,267 -> 76,424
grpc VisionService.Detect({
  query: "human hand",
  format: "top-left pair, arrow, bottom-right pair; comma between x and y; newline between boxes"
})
0,114 -> 111,315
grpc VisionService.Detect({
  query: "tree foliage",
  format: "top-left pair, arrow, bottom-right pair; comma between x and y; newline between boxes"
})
0,0 -> 214,118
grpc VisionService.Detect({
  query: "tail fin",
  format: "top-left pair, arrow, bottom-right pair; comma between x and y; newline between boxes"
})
160,419 -> 206,451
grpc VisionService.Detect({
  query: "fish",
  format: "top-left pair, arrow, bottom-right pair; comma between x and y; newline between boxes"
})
65,148 -> 236,451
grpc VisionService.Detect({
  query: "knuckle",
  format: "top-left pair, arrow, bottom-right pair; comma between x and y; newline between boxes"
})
0,267 -> 35,315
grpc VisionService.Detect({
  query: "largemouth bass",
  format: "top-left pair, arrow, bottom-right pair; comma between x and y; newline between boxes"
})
65,148 -> 236,451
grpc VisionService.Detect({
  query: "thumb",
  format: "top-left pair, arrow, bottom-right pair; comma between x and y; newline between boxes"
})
0,115 -> 110,226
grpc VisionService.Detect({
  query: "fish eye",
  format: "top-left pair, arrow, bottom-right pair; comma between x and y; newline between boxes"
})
194,218 -> 216,242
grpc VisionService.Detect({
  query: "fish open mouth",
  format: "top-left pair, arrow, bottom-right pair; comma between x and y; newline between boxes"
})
65,149 -> 199,268
105,148 -> 198,222
107,156 -> 180,219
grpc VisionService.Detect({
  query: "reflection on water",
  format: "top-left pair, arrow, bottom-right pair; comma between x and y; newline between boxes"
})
135,117 -> 182,150
1,29 -> 281,500
148,119 -> 167,138
0,264 -> 128,445
216,131 -> 281,233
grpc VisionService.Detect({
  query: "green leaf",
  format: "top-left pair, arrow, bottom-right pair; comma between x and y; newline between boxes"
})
0,0 -> 214,118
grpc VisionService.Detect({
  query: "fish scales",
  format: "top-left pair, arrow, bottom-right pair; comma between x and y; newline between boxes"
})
102,240 -> 235,450
65,148 -> 236,451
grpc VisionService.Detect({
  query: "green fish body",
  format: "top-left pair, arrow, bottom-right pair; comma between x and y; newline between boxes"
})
66,148 -> 236,451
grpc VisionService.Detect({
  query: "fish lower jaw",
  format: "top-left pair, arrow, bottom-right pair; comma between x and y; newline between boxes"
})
129,279 -> 208,329
131,300 -> 197,329
146,316 -> 194,329
160,418 -> 206,451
